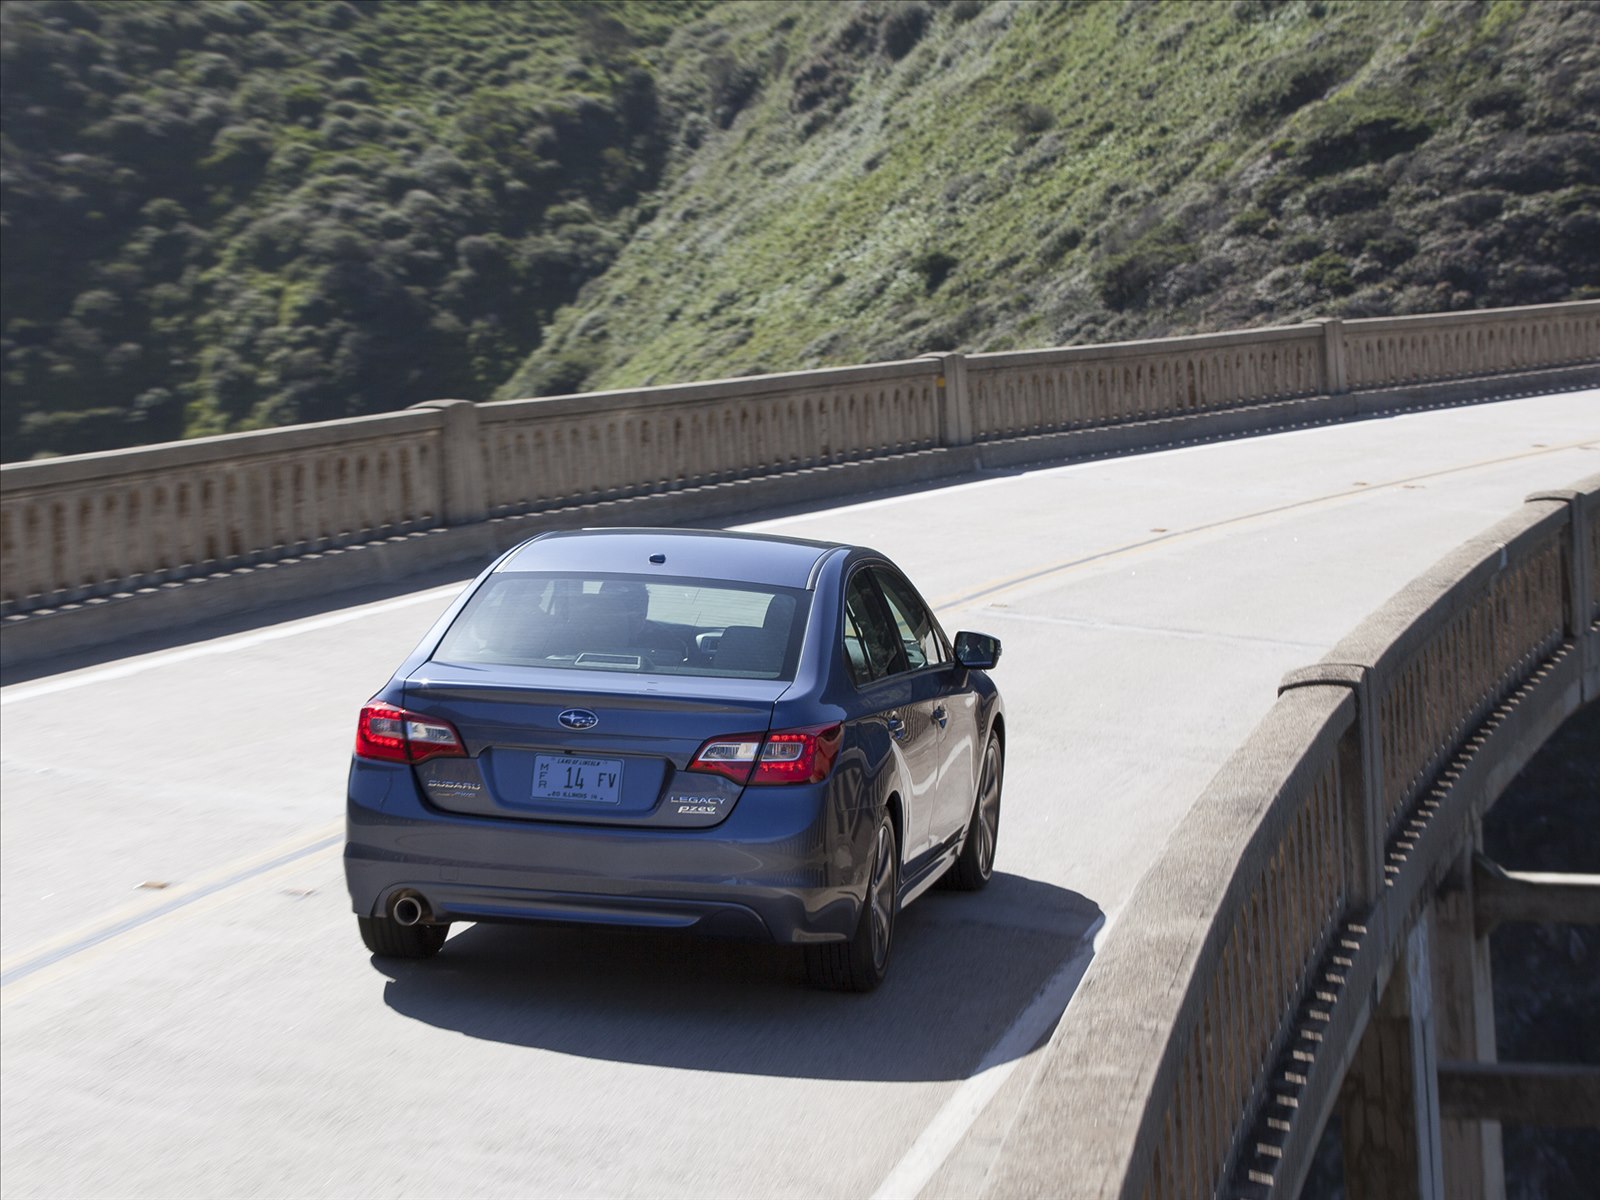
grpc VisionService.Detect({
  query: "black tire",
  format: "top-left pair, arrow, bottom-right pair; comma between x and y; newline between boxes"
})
805,813 -> 898,992
945,734 -> 1002,892
358,915 -> 448,959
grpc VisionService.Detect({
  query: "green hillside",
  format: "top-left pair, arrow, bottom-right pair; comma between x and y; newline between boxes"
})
3,0 -> 1597,462
505,0 -> 1600,393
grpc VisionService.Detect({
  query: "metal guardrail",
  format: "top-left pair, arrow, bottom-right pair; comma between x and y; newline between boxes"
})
4,301 -> 1596,615
984,475 -> 1599,1199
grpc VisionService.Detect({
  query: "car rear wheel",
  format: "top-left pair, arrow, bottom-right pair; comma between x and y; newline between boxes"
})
945,734 -> 1002,891
805,813 -> 897,992
357,915 -> 448,959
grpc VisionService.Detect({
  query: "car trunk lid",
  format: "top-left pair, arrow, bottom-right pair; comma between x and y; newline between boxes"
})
402,663 -> 786,827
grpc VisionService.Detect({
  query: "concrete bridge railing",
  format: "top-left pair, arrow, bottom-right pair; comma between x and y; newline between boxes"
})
4,302 -> 1596,649
984,474 -> 1599,1199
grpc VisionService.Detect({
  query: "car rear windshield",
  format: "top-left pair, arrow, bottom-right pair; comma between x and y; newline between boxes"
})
432,572 -> 810,680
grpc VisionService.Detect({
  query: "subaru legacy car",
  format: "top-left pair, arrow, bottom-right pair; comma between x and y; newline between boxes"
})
345,528 -> 1003,991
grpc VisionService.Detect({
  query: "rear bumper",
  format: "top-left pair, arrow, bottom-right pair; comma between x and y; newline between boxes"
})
344,759 -> 870,943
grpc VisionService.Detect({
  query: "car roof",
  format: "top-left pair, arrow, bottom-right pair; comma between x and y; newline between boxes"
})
498,528 -> 849,589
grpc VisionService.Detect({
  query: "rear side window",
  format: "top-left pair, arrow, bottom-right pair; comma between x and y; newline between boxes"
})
433,573 -> 808,680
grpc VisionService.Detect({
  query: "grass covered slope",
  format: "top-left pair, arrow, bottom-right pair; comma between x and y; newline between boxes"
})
2,1 -> 1596,461
505,0 -> 1600,396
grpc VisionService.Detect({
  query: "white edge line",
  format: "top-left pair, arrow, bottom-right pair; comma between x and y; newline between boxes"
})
868,911 -> 1108,1200
1,583 -> 465,705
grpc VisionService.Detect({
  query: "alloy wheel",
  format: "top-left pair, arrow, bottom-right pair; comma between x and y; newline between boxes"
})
975,740 -> 1001,878
868,821 -> 895,971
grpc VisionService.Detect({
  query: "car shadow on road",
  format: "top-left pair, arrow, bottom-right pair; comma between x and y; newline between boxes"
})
377,870 -> 1102,1083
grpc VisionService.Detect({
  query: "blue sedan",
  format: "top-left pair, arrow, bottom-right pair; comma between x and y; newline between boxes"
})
344,528 -> 1004,991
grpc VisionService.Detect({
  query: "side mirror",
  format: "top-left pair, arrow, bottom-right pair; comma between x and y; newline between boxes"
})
953,631 -> 1001,670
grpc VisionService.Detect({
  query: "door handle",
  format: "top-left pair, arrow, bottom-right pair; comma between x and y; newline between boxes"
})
931,706 -> 948,729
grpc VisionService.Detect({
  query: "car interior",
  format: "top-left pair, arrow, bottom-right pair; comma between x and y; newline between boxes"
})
433,574 -> 804,679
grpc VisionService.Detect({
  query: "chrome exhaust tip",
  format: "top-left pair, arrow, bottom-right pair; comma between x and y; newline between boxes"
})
391,894 -> 427,927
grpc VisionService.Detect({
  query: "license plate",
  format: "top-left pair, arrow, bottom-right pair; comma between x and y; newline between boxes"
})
531,755 -> 623,804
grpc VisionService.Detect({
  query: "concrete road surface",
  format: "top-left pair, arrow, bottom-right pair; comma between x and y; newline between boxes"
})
2,391 -> 1595,1199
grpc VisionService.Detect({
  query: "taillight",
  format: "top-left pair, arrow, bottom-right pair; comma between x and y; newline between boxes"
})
688,723 -> 843,787
686,733 -> 765,784
355,702 -> 466,764
751,723 -> 842,785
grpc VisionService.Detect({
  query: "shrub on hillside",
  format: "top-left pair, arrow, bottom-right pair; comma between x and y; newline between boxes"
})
282,82 -> 324,125
1464,134 -> 1600,194
1041,222 -> 1085,261
1302,251 -> 1353,294
199,123 -> 275,187
1281,233 -> 1322,263
531,344 -> 603,397
1254,173 -> 1296,214
1241,47 -> 1365,121
1095,226 -> 1196,310
881,3 -> 931,59
707,56 -> 762,129
1360,231 -> 1416,267
1228,207 -> 1272,236
1440,189 -> 1507,226
1304,170 -> 1386,218
792,55 -> 853,118
911,249 -> 959,293
1012,101 -> 1055,135
791,4 -> 905,125
1296,97 -> 1432,177
1464,81 -> 1526,123
1546,202 -> 1600,280
16,407 -> 137,457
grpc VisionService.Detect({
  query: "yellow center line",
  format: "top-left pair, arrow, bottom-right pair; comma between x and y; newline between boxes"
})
1,820 -> 342,991
930,438 -> 1597,613
1,840 -> 346,1004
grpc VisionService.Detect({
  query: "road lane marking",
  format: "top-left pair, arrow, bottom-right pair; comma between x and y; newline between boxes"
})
926,438 -> 1597,612
0,816 -> 343,975
741,411 -> 1597,537
0,583 -> 465,706
0,824 -> 343,990
970,607 -> 1328,651
0,842 -> 345,1004
869,914 -> 1105,1200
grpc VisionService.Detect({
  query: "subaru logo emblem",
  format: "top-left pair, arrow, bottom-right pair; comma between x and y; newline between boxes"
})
558,709 -> 599,731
